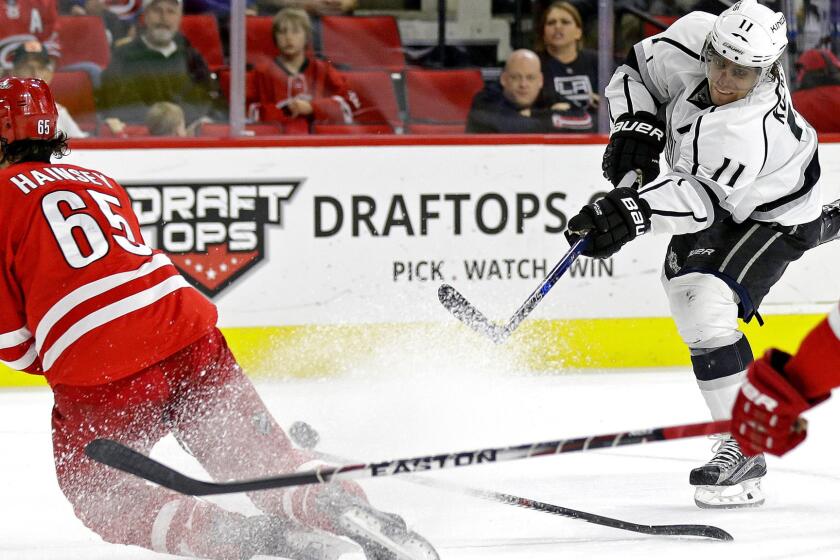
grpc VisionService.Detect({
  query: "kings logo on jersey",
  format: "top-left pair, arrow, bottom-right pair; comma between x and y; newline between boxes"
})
125,180 -> 302,298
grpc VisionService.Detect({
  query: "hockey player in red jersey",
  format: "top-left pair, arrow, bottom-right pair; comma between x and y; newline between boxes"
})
0,77 -> 438,560
732,301 -> 840,456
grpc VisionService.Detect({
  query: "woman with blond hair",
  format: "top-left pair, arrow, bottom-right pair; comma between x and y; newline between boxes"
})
535,1 -> 598,130
252,8 -> 359,133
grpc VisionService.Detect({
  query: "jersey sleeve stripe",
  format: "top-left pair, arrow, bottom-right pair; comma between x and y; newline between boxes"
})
650,37 -> 701,60
41,275 -> 191,371
670,172 -> 726,224
634,43 -> 667,104
0,325 -> 33,349
650,209 -> 707,222
0,344 -> 37,371
623,75 -> 634,114
35,253 -> 174,354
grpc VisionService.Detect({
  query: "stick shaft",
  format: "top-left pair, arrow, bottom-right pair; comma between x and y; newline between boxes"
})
85,419 -> 729,496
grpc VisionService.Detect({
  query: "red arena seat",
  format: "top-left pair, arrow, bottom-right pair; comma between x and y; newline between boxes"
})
341,70 -> 401,129
313,123 -> 393,134
320,16 -> 405,71
405,68 -> 484,128
50,71 -> 97,133
198,123 -> 283,137
406,123 -> 466,134
246,16 -> 279,63
180,14 -> 224,69
55,15 -> 110,70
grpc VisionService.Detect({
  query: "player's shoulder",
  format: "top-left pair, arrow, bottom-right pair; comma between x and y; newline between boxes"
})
658,11 -> 716,49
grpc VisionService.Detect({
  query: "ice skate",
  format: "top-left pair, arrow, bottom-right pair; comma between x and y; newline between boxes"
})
315,489 -> 439,560
230,514 -> 361,560
819,199 -> 840,245
689,435 -> 766,509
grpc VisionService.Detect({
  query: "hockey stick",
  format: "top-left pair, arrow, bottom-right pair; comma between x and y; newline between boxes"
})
85,418 -> 728,496
286,422 -> 732,541
439,171 -> 639,343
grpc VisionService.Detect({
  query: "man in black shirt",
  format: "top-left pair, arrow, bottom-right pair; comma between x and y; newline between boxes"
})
97,0 -> 224,127
467,49 -> 591,133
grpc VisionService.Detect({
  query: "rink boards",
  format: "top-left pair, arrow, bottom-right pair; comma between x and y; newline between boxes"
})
2,137 -> 839,386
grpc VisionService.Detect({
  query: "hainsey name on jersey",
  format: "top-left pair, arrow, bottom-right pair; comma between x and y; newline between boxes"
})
0,162 -> 217,387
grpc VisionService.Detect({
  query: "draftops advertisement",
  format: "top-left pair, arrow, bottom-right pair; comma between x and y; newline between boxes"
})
63,143 -> 840,329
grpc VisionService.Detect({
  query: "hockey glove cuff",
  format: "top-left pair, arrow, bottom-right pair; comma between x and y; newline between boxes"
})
732,349 -> 830,457
602,111 -> 666,186
565,187 -> 651,259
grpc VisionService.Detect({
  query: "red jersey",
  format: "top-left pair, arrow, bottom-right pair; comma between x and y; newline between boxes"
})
252,55 -> 359,133
787,303 -> 840,399
0,0 -> 59,69
0,162 -> 217,387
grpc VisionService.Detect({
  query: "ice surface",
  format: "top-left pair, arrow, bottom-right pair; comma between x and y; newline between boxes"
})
3,368 -> 839,559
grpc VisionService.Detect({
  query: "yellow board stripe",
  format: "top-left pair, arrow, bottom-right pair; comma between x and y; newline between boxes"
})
0,315 -> 825,387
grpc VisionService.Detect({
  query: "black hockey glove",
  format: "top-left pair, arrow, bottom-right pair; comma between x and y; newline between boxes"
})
602,111 -> 666,186
565,187 -> 652,259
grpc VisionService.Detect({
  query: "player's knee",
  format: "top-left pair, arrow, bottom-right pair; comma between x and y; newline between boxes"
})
666,272 -> 740,348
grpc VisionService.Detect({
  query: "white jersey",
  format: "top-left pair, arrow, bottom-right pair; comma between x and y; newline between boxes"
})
606,11 -> 822,235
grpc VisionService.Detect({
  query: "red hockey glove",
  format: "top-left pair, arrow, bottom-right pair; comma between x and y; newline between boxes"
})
732,349 -> 828,456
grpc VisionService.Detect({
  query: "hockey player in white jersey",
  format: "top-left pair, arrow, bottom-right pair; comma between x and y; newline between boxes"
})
566,0 -> 826,509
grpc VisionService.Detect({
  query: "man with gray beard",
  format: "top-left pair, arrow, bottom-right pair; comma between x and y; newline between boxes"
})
98,0 -> 224,127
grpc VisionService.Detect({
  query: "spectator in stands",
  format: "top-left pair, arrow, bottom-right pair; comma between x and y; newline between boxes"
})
9,40 -> 88,138
252,7 -> 359,134
535,1 -> 598,128
256,0 -> 356,16
467,49 -> 592,133
792,48 -> 840,133
145,101 -> 189,136
97,0 -> 223,131
0,0 -> 61,71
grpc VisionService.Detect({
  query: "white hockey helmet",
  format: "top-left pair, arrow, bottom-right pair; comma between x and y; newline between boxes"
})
707,0 -> 787,69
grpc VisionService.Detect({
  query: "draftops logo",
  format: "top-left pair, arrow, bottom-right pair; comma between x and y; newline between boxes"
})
126,180 -> 302,297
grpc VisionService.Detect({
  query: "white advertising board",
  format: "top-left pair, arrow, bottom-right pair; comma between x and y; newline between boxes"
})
62,142 -> 840,328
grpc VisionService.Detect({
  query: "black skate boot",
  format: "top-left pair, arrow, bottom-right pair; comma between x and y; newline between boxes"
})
819,199 -> 840,245
690,435 -> 766,509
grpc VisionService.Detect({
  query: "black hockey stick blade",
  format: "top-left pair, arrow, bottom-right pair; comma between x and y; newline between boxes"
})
84,439 -> 342,496
522,496 -> 732,541
438,284 -> 508,343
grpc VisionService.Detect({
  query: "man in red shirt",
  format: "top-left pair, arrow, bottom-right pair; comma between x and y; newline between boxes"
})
0,77 -> 438,560
0,0 -> 60,70
791,49 -> 840,134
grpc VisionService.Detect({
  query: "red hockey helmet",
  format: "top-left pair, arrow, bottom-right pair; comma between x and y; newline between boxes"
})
0,77 -> 59,145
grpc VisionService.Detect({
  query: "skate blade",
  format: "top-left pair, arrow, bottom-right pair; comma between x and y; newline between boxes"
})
286,527 -> 361,560
338,507 -> 439,560
694,478 -> 765,510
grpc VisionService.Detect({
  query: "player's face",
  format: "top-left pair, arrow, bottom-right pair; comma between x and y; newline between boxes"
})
706,50 -> 761,105
543,7 -> 582,51
275,22 -> 308,59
